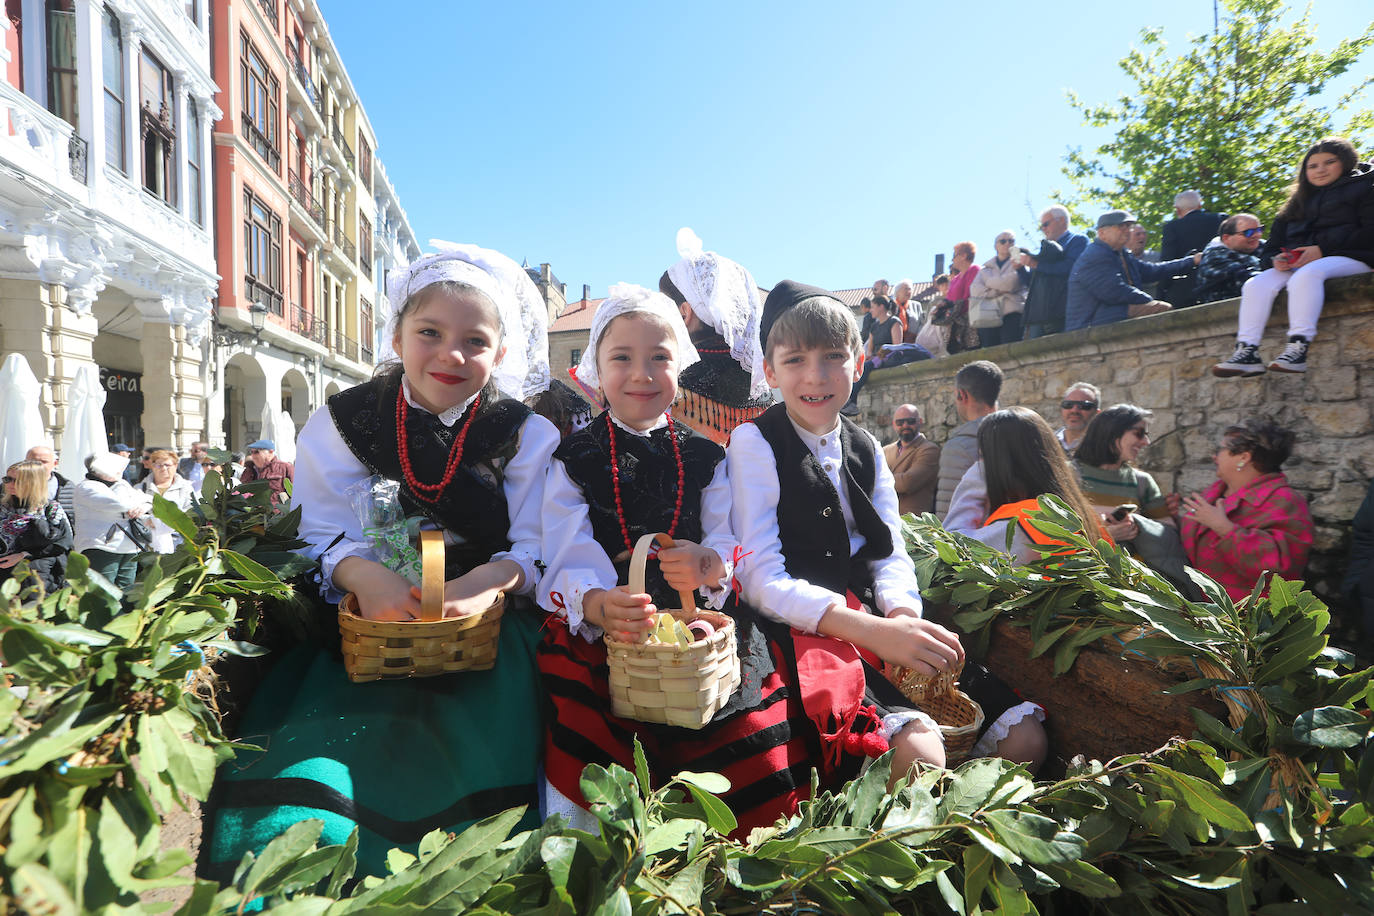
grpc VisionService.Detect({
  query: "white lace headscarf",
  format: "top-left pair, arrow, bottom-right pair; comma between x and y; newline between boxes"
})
573,283 -> 699,392
385,240 -> 551,400
666,228 -> 769,398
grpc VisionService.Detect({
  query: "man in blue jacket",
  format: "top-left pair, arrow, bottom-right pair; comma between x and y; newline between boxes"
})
1065,210 -> 1198,331
1020,206 -> 1088,340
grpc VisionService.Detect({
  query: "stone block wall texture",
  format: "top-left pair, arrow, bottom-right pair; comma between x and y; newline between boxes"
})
857,274 -> 1374,606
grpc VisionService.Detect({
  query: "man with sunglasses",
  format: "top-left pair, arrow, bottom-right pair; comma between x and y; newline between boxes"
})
1054,383 -> 1101,454
1194,214 -> 1264,305
883,404 -> 941,516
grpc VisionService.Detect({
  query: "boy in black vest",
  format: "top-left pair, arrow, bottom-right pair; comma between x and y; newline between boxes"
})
728,280 -> 1048,776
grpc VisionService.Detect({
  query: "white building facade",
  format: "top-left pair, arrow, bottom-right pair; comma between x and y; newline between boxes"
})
0,0 -> 219,454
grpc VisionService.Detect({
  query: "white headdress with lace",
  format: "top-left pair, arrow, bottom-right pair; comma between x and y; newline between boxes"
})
665,228 -> 769,398
573,283 -> 699,392
385,240 -> 551,400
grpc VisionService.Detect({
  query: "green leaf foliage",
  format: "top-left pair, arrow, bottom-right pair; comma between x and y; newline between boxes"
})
4,450 -> 1374,913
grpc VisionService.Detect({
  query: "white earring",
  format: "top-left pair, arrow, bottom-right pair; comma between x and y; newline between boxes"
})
1236,461 -> 1246,471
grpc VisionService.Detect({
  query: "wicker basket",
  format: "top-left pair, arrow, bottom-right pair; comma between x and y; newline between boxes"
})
338,529 -> 504,683
605,532 -> 741,729
886,661 -> 985,765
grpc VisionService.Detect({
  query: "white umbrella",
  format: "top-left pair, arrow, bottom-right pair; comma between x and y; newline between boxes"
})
277,410 -> 297,464
57,364 -> 108,480
0,353 -> 45,470
259,399 -> 279,453
258,400 -> 296,463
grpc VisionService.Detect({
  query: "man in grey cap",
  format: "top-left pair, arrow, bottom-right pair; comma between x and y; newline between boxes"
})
1064,210 -> 1200,331
239,438 -> 293,506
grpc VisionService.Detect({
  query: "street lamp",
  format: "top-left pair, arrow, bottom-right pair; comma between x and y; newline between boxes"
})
213,301 -> 270,347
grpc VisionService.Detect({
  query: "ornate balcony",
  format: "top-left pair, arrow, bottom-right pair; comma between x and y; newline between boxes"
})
287,169 -> 323,225
240,114 -> 280,171
334,223 -> 356,262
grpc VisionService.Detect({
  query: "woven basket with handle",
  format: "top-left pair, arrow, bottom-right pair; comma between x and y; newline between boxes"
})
338,529 -> 504,682
605,532 -> 741,729
886,660 -> 985,765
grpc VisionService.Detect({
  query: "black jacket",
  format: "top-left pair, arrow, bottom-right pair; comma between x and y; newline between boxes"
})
0,501 -> 73,592
1261,163 -> 1374,269
1161,209 -> 1226,260
1022,232 -> 1088,329
1344,478 -> 1374,633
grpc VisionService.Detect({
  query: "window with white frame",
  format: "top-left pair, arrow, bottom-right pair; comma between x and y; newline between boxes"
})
101,7 -> 125,171
187,105 -> 203,225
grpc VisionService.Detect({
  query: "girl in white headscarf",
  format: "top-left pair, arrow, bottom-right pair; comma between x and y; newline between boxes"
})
658,228 -> 774,442
536,284 -> 838,838
204,242 -> 558,880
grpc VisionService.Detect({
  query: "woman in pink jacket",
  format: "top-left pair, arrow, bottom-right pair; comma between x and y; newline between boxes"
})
1180,418 -> 1313,602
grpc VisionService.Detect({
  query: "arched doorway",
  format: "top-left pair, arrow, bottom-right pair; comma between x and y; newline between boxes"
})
281,367 -> 311,428
223,353 -> 267,452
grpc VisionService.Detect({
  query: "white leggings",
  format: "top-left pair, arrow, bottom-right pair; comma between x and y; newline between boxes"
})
1237,255 -> 1371,344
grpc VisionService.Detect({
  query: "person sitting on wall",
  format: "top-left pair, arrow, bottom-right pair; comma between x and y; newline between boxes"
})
1065,210 -> 1199,331
1195,214 -> 1264,305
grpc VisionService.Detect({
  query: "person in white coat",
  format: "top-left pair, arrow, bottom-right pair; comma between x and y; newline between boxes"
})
137,449 -> 195,553
72,451 -> 152,589
968,232 -> 1030,347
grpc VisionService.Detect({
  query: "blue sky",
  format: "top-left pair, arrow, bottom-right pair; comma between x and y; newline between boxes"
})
323,1 -> 1372,296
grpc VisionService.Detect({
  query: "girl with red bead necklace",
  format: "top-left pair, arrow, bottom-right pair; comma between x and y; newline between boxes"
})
538,284 -> 849,838
203,243 -> 559,880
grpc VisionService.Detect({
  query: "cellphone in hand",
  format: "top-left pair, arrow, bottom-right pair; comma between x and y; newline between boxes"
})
1110,504 -> 1138,521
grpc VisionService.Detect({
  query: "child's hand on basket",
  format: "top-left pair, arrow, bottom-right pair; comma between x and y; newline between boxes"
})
586,586 -> 656,643
656,539 -> 724,592
336,559 -> 421,621
422,559 -> 522,618
876,615 -> 964,677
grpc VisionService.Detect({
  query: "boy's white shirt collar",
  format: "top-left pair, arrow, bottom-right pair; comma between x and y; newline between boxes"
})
608,411 -> 670,437
400,377 -> 479,427
786,413 -> 842,453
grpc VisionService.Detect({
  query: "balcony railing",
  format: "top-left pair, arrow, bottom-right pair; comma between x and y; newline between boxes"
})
240,114 -> 280,171
334,223 -> 356,262
287,169 -> 324,225
332,122 -> 354,172
360,341 -> 374,363
285,44 -> 317,108
68,133 -> 87,184
334,330 -> 359,362
256,0 -> 278,30
243,274 -> 283,316
289,303 -> 329,345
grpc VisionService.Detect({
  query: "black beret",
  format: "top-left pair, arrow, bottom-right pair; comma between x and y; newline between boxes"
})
759,279 -> 844,352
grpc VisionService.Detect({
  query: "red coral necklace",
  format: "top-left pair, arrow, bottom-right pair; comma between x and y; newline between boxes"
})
396,389 -> 480,502
607,412 -> 684,553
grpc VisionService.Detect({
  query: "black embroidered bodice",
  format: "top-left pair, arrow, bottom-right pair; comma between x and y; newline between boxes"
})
555,412 -> 724,608
328,376 -> 531,577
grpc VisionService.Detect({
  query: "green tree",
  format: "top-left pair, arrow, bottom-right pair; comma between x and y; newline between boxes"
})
1061,0 -> 1374,234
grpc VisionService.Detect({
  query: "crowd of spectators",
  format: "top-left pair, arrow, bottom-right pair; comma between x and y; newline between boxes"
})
856,137 -> 1371,380
0,438 -> 290,595
898,359 -> 1323,621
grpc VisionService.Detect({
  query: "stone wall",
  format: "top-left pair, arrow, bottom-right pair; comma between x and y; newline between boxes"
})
857,273 -> 1374,606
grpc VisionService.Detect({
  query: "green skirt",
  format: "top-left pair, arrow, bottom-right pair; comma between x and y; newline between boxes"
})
201,603 -> 545,881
